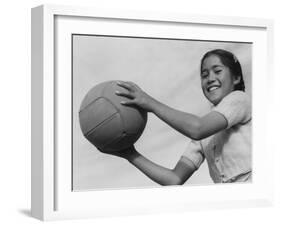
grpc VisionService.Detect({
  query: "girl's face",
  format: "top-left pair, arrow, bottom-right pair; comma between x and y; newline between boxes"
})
201,55 -> 240,105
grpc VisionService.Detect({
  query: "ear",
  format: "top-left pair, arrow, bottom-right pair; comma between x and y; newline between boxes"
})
233,75 -> 241,85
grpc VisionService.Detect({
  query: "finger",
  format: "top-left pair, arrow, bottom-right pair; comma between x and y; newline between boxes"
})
115,90 -> 134,99
127,81 -> 139,89
125,81 -> 140,90
117,81 -> 134,91
120,100 -> 136,106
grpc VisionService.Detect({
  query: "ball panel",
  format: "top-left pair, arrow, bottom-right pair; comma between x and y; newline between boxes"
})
120,107 -> 147,134
79,97 -> 118,135
86,112 -> 124,150
79,82 -> 107,110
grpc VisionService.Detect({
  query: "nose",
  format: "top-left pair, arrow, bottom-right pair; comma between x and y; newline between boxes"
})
207,71 -> 216,84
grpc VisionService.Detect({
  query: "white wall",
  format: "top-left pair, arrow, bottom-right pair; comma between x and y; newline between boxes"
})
0,0 -> 280,225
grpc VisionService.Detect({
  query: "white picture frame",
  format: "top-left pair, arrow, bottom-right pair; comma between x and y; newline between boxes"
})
31,4 -> 274,221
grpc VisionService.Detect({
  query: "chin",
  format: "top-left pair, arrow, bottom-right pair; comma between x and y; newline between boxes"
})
204,88 -> 233,106
204,93 -> 220,105
211,99 -> 220,106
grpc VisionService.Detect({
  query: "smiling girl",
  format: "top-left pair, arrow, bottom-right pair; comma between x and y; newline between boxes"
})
107,49 -> 251,185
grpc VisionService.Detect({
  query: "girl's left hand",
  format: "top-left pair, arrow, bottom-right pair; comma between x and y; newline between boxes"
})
115,81 -> 157,112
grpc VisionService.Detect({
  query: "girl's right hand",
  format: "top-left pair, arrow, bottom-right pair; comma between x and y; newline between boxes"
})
115,81 -> 158,112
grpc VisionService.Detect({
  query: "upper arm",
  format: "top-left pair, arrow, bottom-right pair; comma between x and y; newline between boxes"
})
172,156 -> 198,185
212,91 -> 251,129
195,91 -> 251,140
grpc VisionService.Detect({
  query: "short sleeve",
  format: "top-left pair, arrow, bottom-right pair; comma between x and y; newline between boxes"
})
212,91 -> 251,129
181,140 -> 205,169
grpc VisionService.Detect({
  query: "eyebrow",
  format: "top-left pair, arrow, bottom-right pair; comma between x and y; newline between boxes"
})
212,65 -> 223,69
201,65 -> 223,72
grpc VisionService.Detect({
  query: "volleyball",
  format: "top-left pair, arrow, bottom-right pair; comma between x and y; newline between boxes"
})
79,80 -> 147,153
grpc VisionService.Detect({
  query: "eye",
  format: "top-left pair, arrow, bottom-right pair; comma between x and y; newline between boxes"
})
214,70 -> 222,74
201,71 -> 208,78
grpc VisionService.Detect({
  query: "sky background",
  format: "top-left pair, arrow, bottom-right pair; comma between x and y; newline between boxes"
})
72,35 -> 252,191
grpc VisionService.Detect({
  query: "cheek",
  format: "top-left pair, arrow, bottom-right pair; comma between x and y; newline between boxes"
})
201,83 -> 207,94
223,77 -> 235,89
201,79 -> 207,88
219,73 -> 232,88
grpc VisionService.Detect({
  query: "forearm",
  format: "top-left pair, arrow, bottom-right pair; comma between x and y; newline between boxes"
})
125,150 -> 183,186
115,81 -> 226,140
150,99 -> 202,140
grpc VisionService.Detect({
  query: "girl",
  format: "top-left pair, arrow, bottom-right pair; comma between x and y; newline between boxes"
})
108,49 -> 252,185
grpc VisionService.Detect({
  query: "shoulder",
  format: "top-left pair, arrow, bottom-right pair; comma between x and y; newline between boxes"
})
221,91 -> 251,105
215,91 -> 251,111
213,91 -> 251,129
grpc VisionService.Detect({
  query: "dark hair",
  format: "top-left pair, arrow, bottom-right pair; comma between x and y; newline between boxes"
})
200,49 -> 245,91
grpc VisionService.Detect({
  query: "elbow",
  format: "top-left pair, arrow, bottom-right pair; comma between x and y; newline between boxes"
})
172,177 -> 186,186
161,175 -> 185,186
175,178 -> 186,185
187,121 -> 204,141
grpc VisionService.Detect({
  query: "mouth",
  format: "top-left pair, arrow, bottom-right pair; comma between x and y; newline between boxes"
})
207,85 -> 220,92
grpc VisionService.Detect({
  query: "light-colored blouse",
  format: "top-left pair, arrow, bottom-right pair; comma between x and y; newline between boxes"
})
182,91 -> 252,183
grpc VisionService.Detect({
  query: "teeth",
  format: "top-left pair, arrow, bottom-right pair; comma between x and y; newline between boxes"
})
208,86 -> 219,91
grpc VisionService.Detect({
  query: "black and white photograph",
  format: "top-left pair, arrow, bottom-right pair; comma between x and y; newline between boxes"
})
72,35 -> 252,191
27,1 -> 280,223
